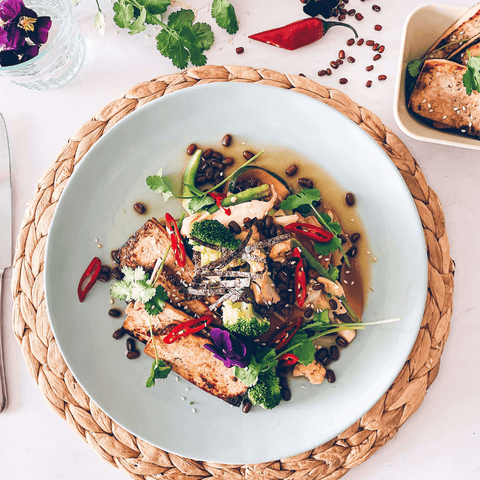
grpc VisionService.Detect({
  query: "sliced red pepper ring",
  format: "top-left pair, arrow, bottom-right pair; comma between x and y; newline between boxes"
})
291,247 -> 307,308
284,222 -> 334,243
163,315 -> 213,344
268,318 -> 303,351
165,213 -> 187,268
78,257 -> 102,303
208,192 -> 231,216
278,353 -> 299,367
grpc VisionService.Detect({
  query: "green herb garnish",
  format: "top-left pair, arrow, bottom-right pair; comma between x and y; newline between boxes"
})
211,0 -> 239,34
463,52 -> 480,95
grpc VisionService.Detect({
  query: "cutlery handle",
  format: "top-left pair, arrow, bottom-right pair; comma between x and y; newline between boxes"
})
0,269 -> 7,413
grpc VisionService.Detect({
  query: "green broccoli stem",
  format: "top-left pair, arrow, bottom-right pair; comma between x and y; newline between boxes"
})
206,184 -> 271,214
290,239 -> 335,282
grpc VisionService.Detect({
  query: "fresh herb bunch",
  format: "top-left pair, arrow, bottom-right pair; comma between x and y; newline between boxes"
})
80,0 -> 239,69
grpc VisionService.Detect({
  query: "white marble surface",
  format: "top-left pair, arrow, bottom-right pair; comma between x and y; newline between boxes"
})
1,0 -> 479,479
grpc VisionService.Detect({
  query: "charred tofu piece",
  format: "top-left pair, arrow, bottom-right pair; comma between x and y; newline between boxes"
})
144,327 -> 247,406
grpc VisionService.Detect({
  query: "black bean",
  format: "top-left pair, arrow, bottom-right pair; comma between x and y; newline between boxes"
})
336,59 -> 344,65
126,338 -> 136,352
286,259 -> 298,270
345,192 -> 355,206
298,178 -> 313,188
236,47 -> 245,54
366,65 -> 374,72
379,45 -> 385,54
366,80 -> 373,88
330,345 -> 340,360
348,9 -> 355,15
281,387 -> 292,401
243,150 -> 254,160
199,162 -> 208,172
329,299 -> 338,310
112,328 -> 125,340
373,53 -> 382,61
339,78 -> 348,85
330,61 -> 339,69
338,49 -> 346,59
222,156 -> 234,166
336,336 -> 349,348
357,38 -> 364,45
338,234 -> 348,244
211,160 -> 222,169
340,8 -> 348,15
264,215 -> 273,229
133,202 -> 146,214
278,271 -> 289,284
315,348 -> 329,363
228,221 -> 241,234
205,167 -> 214,180
304,308 -> 314,319
308,268 -> 319,278
374,24 -> 382,31
378,74 -> 387,81
196,175 -> 207,185
111,267 -> 123,280
355,13 -> 364,20
373,43 -> 380,51
126,351 -> 140,360
326,68 -> 332,76
318,70 -> 327,77
322,355 -> 333,367
312,282 -> 325,291
212,152 -> 223,161
243,217 -> 252,228
350,232 -> 361,243
366,40 -> 374,46
249,177 -> 259,188
222,134 -> 232,147
98,272 -> 110,283
372,4 -> 381,12
285,163 -> 298,176
203,148 -> 213,160
100,265 -> 111,274
214,171 -> 223,182
347,246 -> 358,258
347,56 -> 355,63
242,398 -> 252,413
346,38 -> 355,46
285,250 -> 296,261
186,143 -> 197,155
326,370 -> 336,383
108,308 -> 121,318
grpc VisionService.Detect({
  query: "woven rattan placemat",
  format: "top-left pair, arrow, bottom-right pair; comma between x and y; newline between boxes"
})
11,65 -> 454,479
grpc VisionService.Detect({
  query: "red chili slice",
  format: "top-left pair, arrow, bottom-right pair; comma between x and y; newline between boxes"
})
208,192 -> 231,216
291,247 -> 307,308
78,257 -> 102,302
268,317 -> 303,351
284,222 -> 334,243
278,353 -> 299,366
165,213 -> 187,268
163,315 -> 213,344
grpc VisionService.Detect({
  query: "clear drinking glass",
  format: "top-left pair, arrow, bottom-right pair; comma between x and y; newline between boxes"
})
0,0 -> 84,90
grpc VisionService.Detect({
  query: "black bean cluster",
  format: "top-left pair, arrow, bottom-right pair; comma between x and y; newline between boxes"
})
195,148 -> 232,187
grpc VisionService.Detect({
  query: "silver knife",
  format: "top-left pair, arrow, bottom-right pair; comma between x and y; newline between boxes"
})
0,113 -> 12,413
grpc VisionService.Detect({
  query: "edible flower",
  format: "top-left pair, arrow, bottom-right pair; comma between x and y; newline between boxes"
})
204,328 -> 250,369
0,0 -> 51,66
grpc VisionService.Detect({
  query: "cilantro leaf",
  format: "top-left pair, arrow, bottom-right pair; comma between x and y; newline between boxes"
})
211,0 -> 239,35
188,194 -> 215,213
234,346 -> 277,386
146,170 -> 175,202
407,59 -> 422,78
136,0 -> 170,16
280,188 -> 321,211
463,54 -> 480,95
288,331 -> 316,366
156,29 -> 190,69
328,264 -> 339,282
129,6 -> 147,35
113,0 -> 134,28
303,310 -> 331,330
144,285 -> 169,316
179,25 -> 207,66
319,212 -> 341,234
314,235 -> 342,256
193,22 -> 215,52
146,358 -> 171,387
167,8 -> 195,29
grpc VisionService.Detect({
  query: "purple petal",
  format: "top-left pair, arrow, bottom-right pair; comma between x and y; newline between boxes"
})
20,6 -> 38,18
0,0 -> 23,23
28,16 -> 51,44
4,21 -> 25,50
0,48 -> 20,66
209,328 -> 233,352
22,43 -> 38,60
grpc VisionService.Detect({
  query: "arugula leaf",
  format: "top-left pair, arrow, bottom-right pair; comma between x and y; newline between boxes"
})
146,170 -> 175,202
463,53 -> 480,95
407,59 -> 422,78
289,331 -> 316,366
129,7 -> 147,35
211,0 -> 239,35
188,194 -> 215,213
144,285 -> 169,316
146,358 -> 172,387
113,0 -> 134,28
280,188 -> 321,211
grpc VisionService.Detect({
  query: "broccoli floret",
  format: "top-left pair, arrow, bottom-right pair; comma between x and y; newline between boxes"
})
222,301 -> 270,337
190,219 -> 241,250
192,245 -> 223,267
248,369 -> 282,410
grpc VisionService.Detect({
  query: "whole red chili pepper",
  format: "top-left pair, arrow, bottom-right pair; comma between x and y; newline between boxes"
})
292,247 -> 307,308
249,18 -> 358,51
78,257 -> 102,302
165,213 -> 187,268
163,315 -> 213,344
284,222 -> 334,243
268,318 -> 303,351
208,192 -> 231,216
278,353 -> 299,366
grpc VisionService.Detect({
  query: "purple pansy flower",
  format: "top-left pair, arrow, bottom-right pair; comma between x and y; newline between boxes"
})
204,328 -> 250,369
0,41 -> 37,65
0,0 -> 51,66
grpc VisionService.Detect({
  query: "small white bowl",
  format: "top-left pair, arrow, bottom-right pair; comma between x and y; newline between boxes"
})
394,3 -> 480,150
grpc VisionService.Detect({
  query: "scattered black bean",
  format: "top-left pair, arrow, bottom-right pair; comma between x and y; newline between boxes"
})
348,9 -> 355,15
346,38 -> 355,46
379,45 -> 385,53
345,192 -> 355,206
186,143 -> 197,155
196,175 -> 207,185
312,282 -> 325,291
322,355 -> 333,367
355,13 -> 364,20
221,134 -> 232,147
357,38 -> 364,46
126,338 -> 136,352
337,59 -> 344,65
347,246 -> 358,258
374,24 -> 382,31
347,56 -> 355,63
326,369 -> 336,383
315,348 -> 329,363
366,80 -> 373,88
100,265 -> 111,274
126,351 -> 140,360
338,234 -> 348,244
228,221 -> 241,235
304,308 -> 314,319
212,151 -> 223,160
338,49 -> 346,59
372,4 -> 381,12
203,148 -> 213,160
340,78 -> 348,85
318,70 -> 327,77
330,345 -> 340,360
98,272 -> 110,283
112,328 -> 125,340
199,162 -> 208,172
133,202 -> 146,214
278,271 -> 289,284
350,232 -> 361,243
326,68 -> 332,75
108,308 -> 121,318
210,160 -> 221,169
339,8 -> 348,15
373,43 -> 380,51
287,259 -> 299,270
242,398 -> 252,413
298,178 -> 313,188
205,167 -> 214,180
243,150 -> 254,160
330,61 -> 339,69
214,171 -> 223,182
264,215 -> 273,229
111,267 -> 123,280
366,40 -> 374,46
236,47 -> 244,54
285,163 -> 298,176
329,298 -> 338,310
281,387 -> 292,401
336,336 -> 349,348
378,74 -> 387,81
366,65 -> 374,72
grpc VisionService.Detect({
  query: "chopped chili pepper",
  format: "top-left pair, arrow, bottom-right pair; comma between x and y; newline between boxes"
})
163,315 -> 213,344
208,192 -> 231,216
78,257 -> 102,302
284,222 -> 334,243
248,18 -> 358,51
278,353 -> 299,366
292,247 -> 307,308
268,318 -> 303,351
165,213 -> 187,268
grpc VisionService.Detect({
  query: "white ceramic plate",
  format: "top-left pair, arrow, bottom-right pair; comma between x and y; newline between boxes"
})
394,3 -> 480,150
45,83 -> 427,464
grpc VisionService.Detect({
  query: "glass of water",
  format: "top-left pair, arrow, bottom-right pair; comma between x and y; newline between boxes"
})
0,0 -> 84,90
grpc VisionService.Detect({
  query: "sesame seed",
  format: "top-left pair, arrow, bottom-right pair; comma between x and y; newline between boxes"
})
462,106 -> 466,111
97,244 -> 103,248
460,31 -> 465,34
344,280 -> 348,284
453,107 -> 459,111
457,111 -> 461,115
422,99 -> 426,103
429,109 -> 434,113
192,408 -> 196,413
367,251 -> 371,254
351,281 -> 355,285
373,257 -> 378,262
301,385 -> 306,389
185,387 -> 190,391
351,219 -> 355,222
469,122 -> 472,127
181,396 -> 186,401
427,103 -> 431,108
175,376 -> 179,381
95,238 -> 98,242
346,270 -> 350,274
443,115 -> 448,119
461,129 -> 466,133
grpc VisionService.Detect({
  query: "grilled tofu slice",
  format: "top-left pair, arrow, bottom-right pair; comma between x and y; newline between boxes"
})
144,328 -> 247,406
